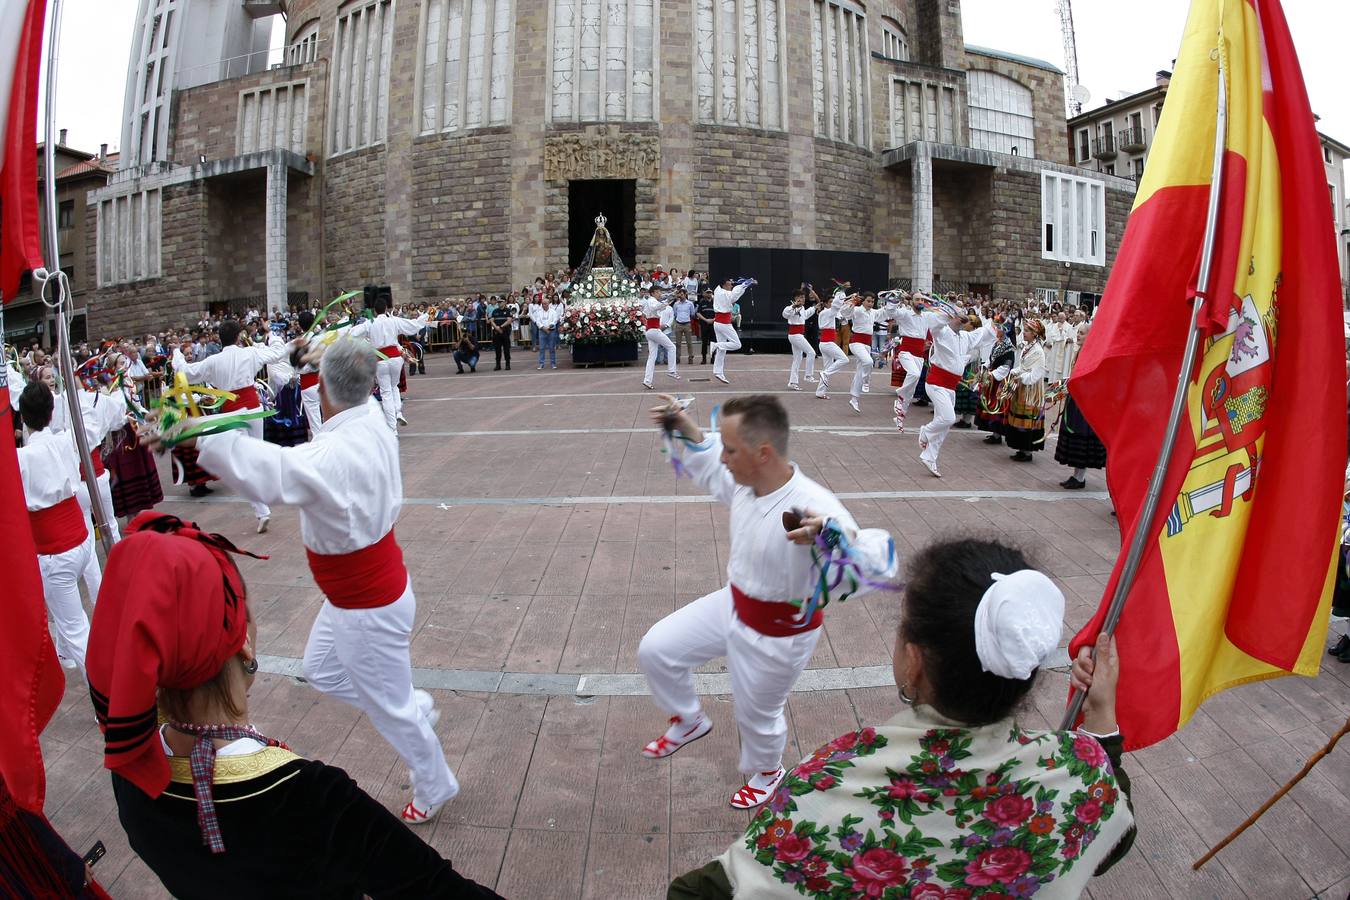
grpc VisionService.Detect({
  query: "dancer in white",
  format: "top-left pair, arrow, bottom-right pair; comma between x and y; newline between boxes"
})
846,293 -> 881,414
783,289 -> 817,390
349,296 -> 429,431
710,276 -> 754,384
813,288 -> 850,400
917,307 -> 999,478
16,381 -> 95,675
187,337 -> 459,825
172,319 -> 297,533
296,310 -> 324,436
641,285 -> 680,389
638,394 -> 896,808
889,293 -> 940,431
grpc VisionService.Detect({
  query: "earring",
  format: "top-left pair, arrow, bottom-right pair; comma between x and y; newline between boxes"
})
898,683 -> 915,705
243,658 -> 259,676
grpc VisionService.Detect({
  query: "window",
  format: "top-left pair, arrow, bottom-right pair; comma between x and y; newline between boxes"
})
97,189 -> 162,286
238,82 -> 308,154
880,18 -> 908,61
58,200 -> 74,230
967,70 -> 1035,157
811,0 -> 868,146
1042,172 -> 1106,266
1333,184 -> 1340,223
124,0 -> 179,167
1034,288 -> 1059,305
890,78 -> 955,146
1104,163 -> 1114,176
1324,145 -> 1332,164
694,0 -> 784,129
1132,157 -> 1145,180
551,0 -> 657,123
1077,128 -> 1089,162
288,19 -> 319,65
329,0 -> 394,155
420,0 -> 513,133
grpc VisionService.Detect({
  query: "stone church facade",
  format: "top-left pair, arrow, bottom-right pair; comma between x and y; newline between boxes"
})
89,0 -> 1133,338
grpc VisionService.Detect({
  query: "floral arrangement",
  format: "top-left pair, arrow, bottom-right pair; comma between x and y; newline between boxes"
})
559,302 -> 645,347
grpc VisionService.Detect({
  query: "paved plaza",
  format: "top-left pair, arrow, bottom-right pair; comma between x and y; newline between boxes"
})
39,352 -> 1350,899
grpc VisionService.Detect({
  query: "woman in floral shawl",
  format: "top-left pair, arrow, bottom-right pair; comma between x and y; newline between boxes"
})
671,537 -> 1135,899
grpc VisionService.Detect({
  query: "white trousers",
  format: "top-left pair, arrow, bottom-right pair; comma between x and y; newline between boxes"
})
848,341 -> 873,399
40,535 -> 94,674
375,356 -> 404,433
919,385 -> 957,466
243,415 -> 270,519
893,352 -> 924,427
816,341 -> 850,390
787,335 -> 816,385
73,474 -> 117,599
301,383 -> 323,439
644,328 -> 677,384
302,582 -> 459,807
711,323 -> 741,377
637,585 -> 821,775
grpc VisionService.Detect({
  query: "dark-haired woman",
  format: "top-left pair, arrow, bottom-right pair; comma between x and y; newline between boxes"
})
671,537 -> 1136,899
1006,320 -> 1048,462
976,323 -> 1017,445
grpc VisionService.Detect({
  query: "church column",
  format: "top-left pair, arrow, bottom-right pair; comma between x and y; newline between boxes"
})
265,163 -> 288,314
911,146 -> 934,293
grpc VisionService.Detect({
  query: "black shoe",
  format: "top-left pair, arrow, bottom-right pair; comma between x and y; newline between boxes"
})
1011,451 -> 1033,462
1061,477 -> 1086,490
982,434 -> 1003,445
189,484 -> 212,497
506,365 -> 511,370
1330,635 -> 1350,658
470,365 -> 476,372
456,368 -> 464,374
953,420 -> 973,430
495,365 -> 502,371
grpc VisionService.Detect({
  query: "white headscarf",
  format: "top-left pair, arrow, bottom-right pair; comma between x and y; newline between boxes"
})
973,570 -> 1065,680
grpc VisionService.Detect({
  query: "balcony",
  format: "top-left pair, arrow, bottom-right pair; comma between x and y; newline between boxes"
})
1092,133 -> 1117,161
1119,126 -> 1147,153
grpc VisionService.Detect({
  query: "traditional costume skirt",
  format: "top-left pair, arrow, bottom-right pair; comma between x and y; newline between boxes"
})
172,445 -> 216,487
975,375 -> 1011,434
263,382 -> 309,448
1054,395 -> 1107,470
1004,381 -> 1046,452
954,363 -> 979,415
105,427 -> 163,517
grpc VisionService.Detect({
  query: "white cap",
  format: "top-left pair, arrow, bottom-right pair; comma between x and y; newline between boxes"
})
973,570 -> 1064,680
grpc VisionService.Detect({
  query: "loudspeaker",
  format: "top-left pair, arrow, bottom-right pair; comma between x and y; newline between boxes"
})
363,284 -> 393,312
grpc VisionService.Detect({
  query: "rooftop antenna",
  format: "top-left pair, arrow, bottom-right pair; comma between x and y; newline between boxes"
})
1057,0 -> 1090,116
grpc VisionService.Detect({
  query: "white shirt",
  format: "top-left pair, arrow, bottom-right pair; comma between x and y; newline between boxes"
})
848,305 -> 881,336
713,283 -> 749,314
641,295 -> 670,324
51,389 -> 126,448
17,428 -> 82,511
196,399 -> 400,555
349,312 -> 429,349
532,305 -> 562,329
928,321 -> 998,376
682,435 -> 897,603
816,294 -> 847,331
1013,341 -> 1048,385
890,306 -> 940,341
782,304 -> 817,326
172,343 -> 289,391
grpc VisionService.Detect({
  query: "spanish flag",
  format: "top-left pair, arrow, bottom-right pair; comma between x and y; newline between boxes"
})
1069,0 -> 1345,751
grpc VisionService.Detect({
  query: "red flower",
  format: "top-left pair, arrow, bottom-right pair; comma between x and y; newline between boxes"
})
830,731 -> 860,752
929,738 -> 950,756
842,848 -> 911,898
1072,734 -> 1108,769
1075,799 -> 1104,824
983,793 -> 1034,828
806,876 -> 833,892
912,886 -> 973,900
1062,840 -> 1081,860
795,757 -> 826,777
759,818 -> 793,847
802,854 -> 828,877
1028,814 -> 1056,835
859,727 -> 879,745
1088,780 -> 1118,804
963,847 -> 1032,886
971,786 -> 992,801
887,777 -> 920,800
813,775 -> 836,791
921,760 -> 938,773
775,833 -> 813,864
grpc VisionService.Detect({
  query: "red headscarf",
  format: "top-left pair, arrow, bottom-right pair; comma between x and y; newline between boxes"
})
86,513 -> 264,797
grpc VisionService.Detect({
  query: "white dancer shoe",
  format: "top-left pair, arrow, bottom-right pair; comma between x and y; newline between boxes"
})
922,456 -> 942,478
729,767 -> 787,810
400,798 -> 444,826
666,371 -> 681,379
256,516 -> 270,534
849,397 -> 860,413
714,373 -> 729,384
788,383 -> 801,391
643,381 -> 654,390
397,413 -> 409,426
642,713 -> 713,759
862,383 -> 870,393
805,375 -> 816,383
414,689 -> 441,729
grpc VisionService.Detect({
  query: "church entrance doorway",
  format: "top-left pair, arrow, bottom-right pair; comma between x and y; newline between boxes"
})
569,179 -> 636,268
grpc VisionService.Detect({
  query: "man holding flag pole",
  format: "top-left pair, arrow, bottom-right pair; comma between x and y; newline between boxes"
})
1064,0 -> 1345,762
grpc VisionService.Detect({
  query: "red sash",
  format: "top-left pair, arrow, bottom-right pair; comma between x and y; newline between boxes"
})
787,324 -> 805,335
305,530 -> 408,609
819,328 -> 837,343
714,311 -> 733,325
379,345 -> 401,359
221,386 -> 260,413
299,372 -> 320,390
896,336 -> 927,356
849,333 -> 872,346
80,452 -> 106,480
29,496 -> 88,555
645,318 -> 661,330
731,584 -> 823,637
926,366 -> 963,391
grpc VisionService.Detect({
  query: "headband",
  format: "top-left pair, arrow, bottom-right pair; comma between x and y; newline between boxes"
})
973,570 -> 1064,681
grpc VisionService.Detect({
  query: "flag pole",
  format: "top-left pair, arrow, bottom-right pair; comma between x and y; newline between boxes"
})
1059,46 -> 1229,731
38,0 -> 114,557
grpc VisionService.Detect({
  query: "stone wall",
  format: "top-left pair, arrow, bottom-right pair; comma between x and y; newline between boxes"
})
965,50 -> 1070,167
872,167 -> 912,274
86,181 -> 210,339
410,129 -> 513,299
691,127 -> 792,263
814,140 -> 877,251
206,178 -> 266,300
324,147 -> 389,295
171,62 -> 323,163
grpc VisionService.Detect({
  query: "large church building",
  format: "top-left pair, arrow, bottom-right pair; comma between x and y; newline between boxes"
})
88,0 -> 1133,338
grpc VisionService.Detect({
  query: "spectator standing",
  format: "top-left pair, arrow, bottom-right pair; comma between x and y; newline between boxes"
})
696,290 -> 716,364
533,295 -> 562,369
671,290 -> 696,365
489,303 -> 514,371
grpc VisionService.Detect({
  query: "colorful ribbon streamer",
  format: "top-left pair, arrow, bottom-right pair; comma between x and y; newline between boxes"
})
788,521 -> 897,628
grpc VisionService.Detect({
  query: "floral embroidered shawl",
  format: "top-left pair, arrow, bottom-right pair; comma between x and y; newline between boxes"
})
719,705 -> 1134,899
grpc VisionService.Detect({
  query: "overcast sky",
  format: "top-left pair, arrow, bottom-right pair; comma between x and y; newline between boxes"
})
40,0 -> 1350,159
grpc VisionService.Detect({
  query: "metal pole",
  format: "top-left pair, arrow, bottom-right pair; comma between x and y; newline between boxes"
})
39,0 -> 115,557
1060,48 -> 1228,730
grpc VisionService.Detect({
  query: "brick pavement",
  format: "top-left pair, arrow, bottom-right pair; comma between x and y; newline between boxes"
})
38,352 -> 1350,899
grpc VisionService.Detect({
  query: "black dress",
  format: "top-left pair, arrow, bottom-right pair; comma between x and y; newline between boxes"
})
1054,395 -> 1107,470
113,747 -> 501,899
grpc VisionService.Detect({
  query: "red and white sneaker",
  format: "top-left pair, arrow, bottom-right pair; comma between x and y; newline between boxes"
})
400,798 -> 443,825
729,767 -> 787,810
641,713 -> 713,759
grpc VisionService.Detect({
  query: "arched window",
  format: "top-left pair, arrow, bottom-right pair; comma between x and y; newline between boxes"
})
880,16 -> 907,61
967,70 -> 1035,157
694,0 -> 785,129
550,0 -> 657,122
330,0 -> 394,154
287,18 -> 319,66
418,0 -> 513,134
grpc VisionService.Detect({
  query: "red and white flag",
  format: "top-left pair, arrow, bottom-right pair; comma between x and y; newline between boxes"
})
0,0 -> 61,814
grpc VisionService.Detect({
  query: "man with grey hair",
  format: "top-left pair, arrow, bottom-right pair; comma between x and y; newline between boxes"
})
188,336 -> 460,825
